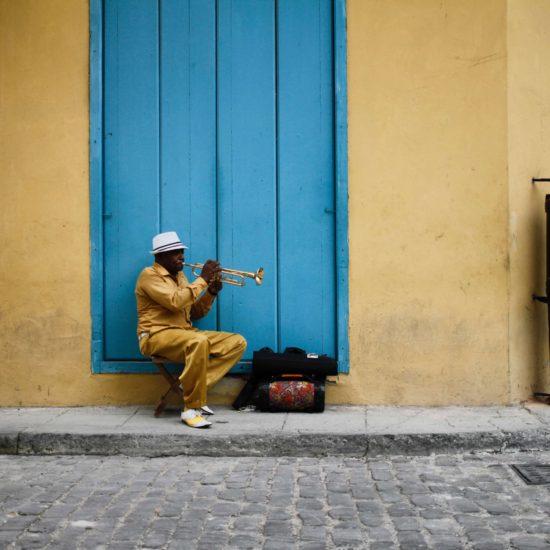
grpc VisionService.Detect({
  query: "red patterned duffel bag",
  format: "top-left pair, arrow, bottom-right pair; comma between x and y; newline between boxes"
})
233,347 -> 336,413
255,375 -> 326,413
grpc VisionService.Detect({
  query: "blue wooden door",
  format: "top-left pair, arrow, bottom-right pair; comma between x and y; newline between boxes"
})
102,0 -> 337,368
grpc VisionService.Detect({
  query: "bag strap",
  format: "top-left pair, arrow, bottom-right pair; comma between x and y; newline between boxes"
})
283,346 -> 307,356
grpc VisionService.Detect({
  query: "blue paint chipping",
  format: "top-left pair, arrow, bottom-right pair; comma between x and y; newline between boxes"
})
90,0 -> 349,375
334,0 -> 349,373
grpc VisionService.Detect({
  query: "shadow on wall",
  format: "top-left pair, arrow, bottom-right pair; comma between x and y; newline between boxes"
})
530,202 -> 549,392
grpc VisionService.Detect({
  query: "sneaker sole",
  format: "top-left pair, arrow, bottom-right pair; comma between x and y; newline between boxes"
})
181,420 -> 211,429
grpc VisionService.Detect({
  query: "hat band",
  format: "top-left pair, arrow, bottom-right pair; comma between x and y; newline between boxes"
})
153,241 -> 184,254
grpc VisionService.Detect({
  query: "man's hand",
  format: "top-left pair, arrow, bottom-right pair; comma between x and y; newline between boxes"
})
200,260 -> 221,284
208,277 -> 223,296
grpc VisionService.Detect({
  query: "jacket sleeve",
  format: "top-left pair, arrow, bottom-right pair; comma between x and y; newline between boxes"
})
190,291 -> 215,321
141,271 -> 208,313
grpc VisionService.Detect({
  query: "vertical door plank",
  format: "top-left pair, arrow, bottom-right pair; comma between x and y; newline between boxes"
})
160,0 -> 217,330
334,0 -> 349,371
277,0 -> 336,355
104,0 -> 160,359
217,0 -> 278,356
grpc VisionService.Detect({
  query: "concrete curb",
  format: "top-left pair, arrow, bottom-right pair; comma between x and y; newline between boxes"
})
1,429 -> 549,457
367,430 -> 550,457
0,434 -> 19,455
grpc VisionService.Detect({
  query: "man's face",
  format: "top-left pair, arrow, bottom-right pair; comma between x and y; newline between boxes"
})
158,249 -> 185,274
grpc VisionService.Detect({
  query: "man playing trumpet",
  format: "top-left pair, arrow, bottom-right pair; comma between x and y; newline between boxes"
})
135,231 -> 247,428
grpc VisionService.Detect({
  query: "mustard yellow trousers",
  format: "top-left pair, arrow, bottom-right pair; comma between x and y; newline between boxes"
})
141,328 -> 246,410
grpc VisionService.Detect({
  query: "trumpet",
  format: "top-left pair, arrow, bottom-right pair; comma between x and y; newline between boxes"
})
184,262 -> 264,287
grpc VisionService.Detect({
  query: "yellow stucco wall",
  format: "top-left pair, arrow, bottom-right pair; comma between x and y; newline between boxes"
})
338,0 -> 510,405
0,0 -> 546,407
508,0 -> 550,401
0,0 -> 172,406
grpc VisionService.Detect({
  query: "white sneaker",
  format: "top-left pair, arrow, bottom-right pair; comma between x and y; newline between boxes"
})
181,409 -> 212,429
201,405 -> 214,416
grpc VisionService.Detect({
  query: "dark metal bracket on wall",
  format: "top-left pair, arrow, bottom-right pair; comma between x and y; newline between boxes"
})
532,189 -> 550,355
531,182 -> 550,401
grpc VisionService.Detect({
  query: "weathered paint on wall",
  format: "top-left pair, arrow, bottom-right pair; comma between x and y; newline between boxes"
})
0,0 -> 546,407
329,0 -> 510,406
507,0 -> 550,401
0,0 -> 172,406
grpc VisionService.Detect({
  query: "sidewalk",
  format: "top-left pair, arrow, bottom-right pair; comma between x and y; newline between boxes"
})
1,402 -> 549,458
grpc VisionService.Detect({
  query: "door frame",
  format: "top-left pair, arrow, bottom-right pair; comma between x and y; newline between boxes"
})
89,0 -> 349,374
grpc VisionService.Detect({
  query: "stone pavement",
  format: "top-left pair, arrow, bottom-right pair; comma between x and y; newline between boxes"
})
1,402 -> 550,457
1,451 -> 550,549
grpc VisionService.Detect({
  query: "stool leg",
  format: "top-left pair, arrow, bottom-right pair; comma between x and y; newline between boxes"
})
155,386 -> 172,417
153,361 -> 184,417
157,363 -> 184,398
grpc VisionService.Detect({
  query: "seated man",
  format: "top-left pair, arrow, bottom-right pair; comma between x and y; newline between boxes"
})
135,231 -> 247,428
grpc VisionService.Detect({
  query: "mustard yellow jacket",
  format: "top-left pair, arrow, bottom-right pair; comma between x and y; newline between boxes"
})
135,262 -> 214,337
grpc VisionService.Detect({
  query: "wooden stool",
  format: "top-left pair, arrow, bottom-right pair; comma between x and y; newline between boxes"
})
151,356 -> 184,417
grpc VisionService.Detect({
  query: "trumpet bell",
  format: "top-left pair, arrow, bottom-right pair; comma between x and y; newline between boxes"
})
255,268 -> 264,285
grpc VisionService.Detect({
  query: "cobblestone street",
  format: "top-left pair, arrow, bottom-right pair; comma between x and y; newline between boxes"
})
1,451 -> 550,549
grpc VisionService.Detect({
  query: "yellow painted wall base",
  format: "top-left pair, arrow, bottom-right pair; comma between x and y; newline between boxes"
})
0,0 -> 548,407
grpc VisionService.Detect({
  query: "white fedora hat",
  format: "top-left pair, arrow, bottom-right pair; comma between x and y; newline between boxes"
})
150,231 -> 188,255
